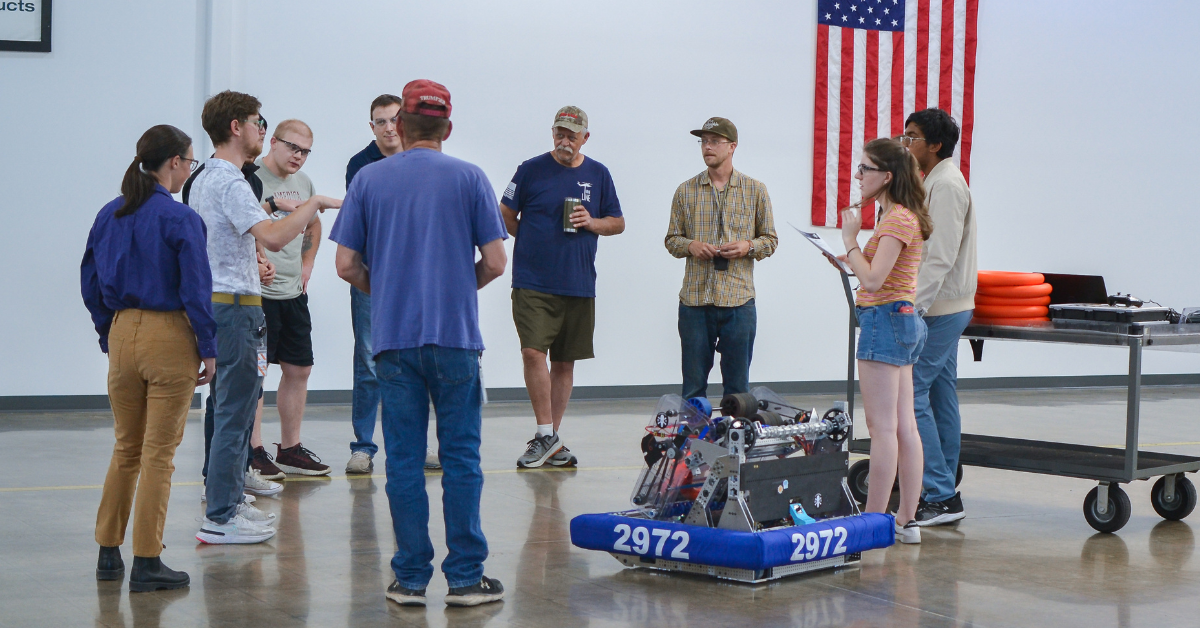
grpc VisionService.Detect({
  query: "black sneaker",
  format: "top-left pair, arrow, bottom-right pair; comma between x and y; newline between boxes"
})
914,492 -> 966,527
385,580 -> 427,606
445,576 -> 505,607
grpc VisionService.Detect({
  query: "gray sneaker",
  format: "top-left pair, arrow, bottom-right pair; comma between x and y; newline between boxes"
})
424,448 -> 441,470
517,433 -> 562,469
345,451 -> 373,474
547,444 -> 577,468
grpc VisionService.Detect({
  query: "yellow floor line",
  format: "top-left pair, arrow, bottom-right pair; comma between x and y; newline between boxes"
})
0,464 -> 645,494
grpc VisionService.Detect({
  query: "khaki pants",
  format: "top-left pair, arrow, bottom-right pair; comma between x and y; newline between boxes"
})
95,309 -> 199,557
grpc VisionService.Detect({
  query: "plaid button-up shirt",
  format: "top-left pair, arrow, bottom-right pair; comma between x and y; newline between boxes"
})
664,169 -> 778,307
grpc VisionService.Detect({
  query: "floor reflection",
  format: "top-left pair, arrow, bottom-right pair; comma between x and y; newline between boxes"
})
513,469 -> 586,627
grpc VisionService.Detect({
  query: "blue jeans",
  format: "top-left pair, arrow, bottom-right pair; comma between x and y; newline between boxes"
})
204,303 -> 266,524
350,286 -> 380,457
913,309 -> 973,503
678,299 -> 756,400
376,345 -> 488,590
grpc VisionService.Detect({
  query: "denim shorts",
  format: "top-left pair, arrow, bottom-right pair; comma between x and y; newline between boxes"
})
855,301 -> 928,367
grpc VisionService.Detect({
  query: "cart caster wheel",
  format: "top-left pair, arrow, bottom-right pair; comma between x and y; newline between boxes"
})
1151,475 -> 1197,521
1083,485 -> 1131,533
848,459 -> 871,504
955,462 -> 964,488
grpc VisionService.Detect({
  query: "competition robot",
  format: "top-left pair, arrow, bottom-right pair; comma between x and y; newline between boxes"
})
570,387 -> 894,582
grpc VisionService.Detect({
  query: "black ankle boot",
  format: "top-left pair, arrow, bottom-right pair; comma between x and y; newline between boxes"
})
129,556 -> 190,592
96,546 -> 124,581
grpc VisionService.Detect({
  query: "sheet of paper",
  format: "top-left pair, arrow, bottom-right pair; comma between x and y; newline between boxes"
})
789,223 -> 853,274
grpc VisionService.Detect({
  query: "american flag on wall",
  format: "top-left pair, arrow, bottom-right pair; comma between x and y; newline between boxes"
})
811,0 -> 979,228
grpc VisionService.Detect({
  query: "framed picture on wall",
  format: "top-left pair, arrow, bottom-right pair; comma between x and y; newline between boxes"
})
0,0 -> 52,52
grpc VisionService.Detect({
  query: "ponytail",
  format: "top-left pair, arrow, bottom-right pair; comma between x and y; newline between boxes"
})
117,125 -> 192,217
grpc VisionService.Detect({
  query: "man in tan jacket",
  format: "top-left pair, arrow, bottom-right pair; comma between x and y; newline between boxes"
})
902,109 -> 977,527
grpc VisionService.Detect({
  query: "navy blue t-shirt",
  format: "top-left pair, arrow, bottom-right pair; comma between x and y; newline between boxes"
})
502,153 -> 621,298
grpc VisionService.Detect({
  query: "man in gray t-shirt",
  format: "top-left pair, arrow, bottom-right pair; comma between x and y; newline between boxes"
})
190,91 -> 339,545
245,119 -> 332,479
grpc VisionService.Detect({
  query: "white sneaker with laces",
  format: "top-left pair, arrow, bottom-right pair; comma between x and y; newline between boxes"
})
196,514 -> 276,544
424,449 -> 441,470
243,468 -> 284,496
895,519 -> 922,544
237,500 -> 276,526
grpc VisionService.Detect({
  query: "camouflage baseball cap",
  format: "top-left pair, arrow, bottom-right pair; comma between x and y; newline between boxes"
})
690,117 -> 738,143
552,106 -> 588,133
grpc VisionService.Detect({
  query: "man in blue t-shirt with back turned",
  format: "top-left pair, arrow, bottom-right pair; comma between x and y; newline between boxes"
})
330,79 -> 508,608
500,106 -> 625,469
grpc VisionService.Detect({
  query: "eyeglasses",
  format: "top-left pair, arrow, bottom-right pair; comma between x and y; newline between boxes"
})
698,138 -> 730,147
896,135 -> 927,147
371,115 -> 398,128
275,137 -> 312,158
243,117 -> 267,132
857,163 -> 886,175
180,156 -> 200,172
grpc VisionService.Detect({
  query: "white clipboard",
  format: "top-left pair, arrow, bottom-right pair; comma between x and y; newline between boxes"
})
789,223 -> 853,274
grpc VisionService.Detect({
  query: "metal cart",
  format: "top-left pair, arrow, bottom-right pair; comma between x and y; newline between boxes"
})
836,273 -> 1200,532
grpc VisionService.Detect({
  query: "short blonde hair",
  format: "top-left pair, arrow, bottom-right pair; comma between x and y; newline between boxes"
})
273,119 -> 313,140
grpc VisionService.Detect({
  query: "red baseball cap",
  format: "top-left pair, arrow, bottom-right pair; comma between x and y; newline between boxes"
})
401,79 -> 452,118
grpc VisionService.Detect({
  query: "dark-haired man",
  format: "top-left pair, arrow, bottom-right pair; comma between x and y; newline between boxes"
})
665,117 -> 777,401
190,90 -> 340,544
343,94 -> 440,475
332,79 -> 508,607
501,106 -> 624,469
902,108 -> 977,527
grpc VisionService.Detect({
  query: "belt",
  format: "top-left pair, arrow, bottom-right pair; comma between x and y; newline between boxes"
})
212,292 -> 262,306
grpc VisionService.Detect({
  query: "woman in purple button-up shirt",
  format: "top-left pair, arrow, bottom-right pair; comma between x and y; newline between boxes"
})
81,124 -> 213,592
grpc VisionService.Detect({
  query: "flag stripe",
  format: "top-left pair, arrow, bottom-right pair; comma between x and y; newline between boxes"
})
914,0 -> 929,111
826,26 -> 842,226
949,0 -> 966,170
812,24 -> 830,225
939,0 -> 956,112
960,0 -> 979,183
836,29 -> 855,218
891,30 -> 905,137
926,0 -> 941,111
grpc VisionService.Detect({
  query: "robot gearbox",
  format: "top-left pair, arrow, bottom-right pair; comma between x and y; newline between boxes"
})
570,387 -> 894,583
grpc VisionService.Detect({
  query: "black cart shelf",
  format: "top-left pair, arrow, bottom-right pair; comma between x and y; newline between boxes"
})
836,272 -> 1200,532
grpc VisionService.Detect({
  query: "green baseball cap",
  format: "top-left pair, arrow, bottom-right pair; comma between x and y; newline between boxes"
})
552,106 -> 588,133
690,117 -> 738,143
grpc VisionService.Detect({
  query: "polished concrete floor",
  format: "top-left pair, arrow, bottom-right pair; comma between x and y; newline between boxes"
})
2,386 -> 1199,627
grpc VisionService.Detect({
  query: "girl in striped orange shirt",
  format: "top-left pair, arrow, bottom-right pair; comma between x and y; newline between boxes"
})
835,138 -> 934,543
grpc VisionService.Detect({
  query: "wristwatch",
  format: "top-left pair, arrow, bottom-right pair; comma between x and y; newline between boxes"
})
266,196 -> 279,213
747,241 -> 755,257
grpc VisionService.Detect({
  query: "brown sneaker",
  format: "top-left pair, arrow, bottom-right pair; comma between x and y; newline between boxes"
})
250,446 -> 285,480
275,443 -> 331,476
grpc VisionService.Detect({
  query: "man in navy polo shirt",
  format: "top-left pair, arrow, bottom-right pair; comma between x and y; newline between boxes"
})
500,106 -> 624,470
332,79 -> 508,607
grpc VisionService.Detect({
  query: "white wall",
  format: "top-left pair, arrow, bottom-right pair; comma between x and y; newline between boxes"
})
1,0 -> 1196,397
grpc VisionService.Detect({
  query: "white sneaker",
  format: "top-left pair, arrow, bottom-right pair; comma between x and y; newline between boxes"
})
346,451 -> 374,474
895,520 -> 922,544
196,514 -> 276,544
237,500 -> 276,526
424,448 -> 441,470
243,468 -> 284,496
